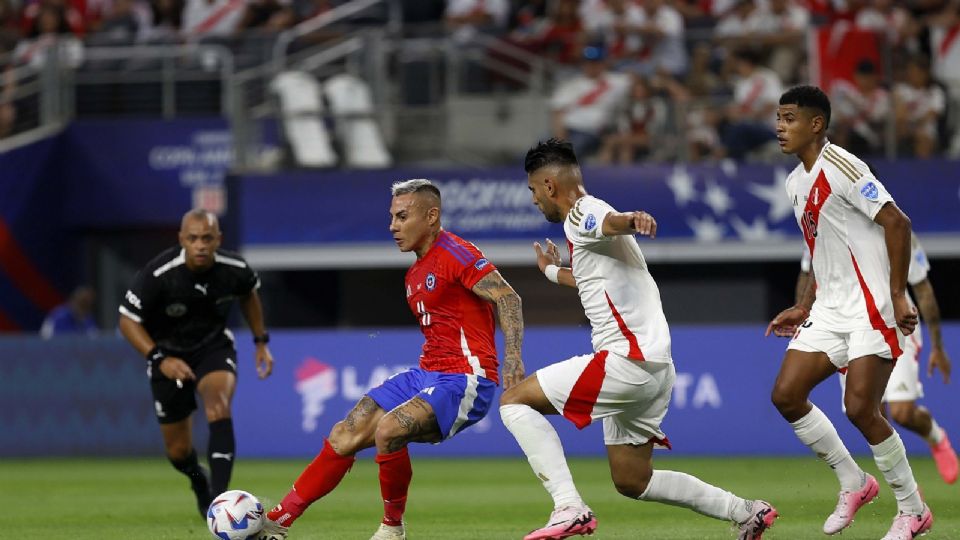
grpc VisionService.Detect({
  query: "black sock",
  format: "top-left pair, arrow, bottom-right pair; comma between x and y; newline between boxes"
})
208,418 -> 235,496
170,449 -> 212,517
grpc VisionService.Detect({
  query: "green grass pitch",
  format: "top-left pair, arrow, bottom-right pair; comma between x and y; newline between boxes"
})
3,456 -> 956,539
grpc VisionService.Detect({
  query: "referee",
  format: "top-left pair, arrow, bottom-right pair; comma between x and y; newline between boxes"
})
118,208 -> 274,518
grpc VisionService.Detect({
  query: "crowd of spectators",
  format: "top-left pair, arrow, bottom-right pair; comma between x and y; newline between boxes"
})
1,0 -> 959,162
442,0 -> 960,162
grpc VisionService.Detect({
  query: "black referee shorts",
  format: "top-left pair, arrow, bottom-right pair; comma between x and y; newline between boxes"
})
149,335 -> 239,424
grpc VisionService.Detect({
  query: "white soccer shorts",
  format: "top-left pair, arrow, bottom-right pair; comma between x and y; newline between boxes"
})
787,316 -> 905,370
535,350 -> 675,447
839,331 -> 924,407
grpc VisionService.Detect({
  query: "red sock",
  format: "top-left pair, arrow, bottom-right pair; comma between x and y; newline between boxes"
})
267,439 -> 355,526
375,447 -> 412,527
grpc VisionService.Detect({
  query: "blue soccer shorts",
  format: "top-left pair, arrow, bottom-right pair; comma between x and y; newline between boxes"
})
367,368 -> 496,439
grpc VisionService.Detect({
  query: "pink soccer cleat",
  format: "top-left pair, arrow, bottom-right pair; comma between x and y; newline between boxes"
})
930,429 -> 958,484
523,505 -> 597,540
881,504 -> 934,540
737,500 -> 779,540
822,473 -> 880,535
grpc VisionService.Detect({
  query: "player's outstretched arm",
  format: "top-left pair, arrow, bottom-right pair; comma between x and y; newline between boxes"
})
601,210 -> 657,238
471,271 -> 525,389
875,202 -> 918,335
534,239 -> 576,288
913,278 -> 952,383
240,290 -> 274,379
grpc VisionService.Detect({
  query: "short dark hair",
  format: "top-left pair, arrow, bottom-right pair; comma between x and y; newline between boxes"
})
524,138 -> 579,174
779,85 -> 831,128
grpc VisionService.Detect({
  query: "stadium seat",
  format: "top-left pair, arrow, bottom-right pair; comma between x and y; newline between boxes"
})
324,73 -> 392,168
270,70 -> 338,168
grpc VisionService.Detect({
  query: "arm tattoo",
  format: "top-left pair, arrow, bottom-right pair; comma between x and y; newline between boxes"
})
472,272 -> 524,378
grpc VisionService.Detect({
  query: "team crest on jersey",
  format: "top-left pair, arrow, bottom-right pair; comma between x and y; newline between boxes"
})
584,214 -> 597,231
165,303 -> 187,317
860,181 -> 879,201
474,258 -> 489,270
425,273 -> 436,291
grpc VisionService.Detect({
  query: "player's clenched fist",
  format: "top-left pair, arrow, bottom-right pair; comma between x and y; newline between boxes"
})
629,211 -> 657,238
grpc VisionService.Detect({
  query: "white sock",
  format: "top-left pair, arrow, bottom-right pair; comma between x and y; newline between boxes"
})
638,470 -> 753,523
500,404 -> 583,509
791,405 -> 863,491
871,431 -> 924,514
925,418 -> 944,445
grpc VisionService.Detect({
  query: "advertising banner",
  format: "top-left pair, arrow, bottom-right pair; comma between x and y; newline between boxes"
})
9,325 -> 954,458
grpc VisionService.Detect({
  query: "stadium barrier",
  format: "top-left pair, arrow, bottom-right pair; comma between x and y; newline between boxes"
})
2,325 -> 957,458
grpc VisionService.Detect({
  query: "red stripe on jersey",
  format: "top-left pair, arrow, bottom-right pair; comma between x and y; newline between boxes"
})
567,240 -> 574,271
604,292 -> 645,360
801,170 -> 833,260
909,333 -> 921,363
576,78 -> 611,106
562,350 -> 608,429
849,250 -> 903,360
939,23 -> 960,57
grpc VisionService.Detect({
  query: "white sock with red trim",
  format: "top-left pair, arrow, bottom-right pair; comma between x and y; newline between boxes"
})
500,404 -> 584,509
791,405 -> 864,491
871,431 -> 924,514
638,470 -> 753,523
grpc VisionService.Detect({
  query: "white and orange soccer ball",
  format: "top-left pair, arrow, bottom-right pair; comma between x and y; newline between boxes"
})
206,490 -> 265,540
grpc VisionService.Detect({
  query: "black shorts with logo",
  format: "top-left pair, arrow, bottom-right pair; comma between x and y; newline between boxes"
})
149,333 -> 239,424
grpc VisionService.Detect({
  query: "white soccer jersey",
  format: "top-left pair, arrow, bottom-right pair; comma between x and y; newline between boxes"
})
786,142 -> 900,338
800,233 -> 928,349
564,196 -> 672,363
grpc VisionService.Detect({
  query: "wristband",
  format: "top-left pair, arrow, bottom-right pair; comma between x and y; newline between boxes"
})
253,333 -> 270,344
146,346 -> 166,372
544,264 -> 561,284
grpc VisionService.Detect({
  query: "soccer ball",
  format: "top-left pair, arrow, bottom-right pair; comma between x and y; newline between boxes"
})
206,490 -> 265,540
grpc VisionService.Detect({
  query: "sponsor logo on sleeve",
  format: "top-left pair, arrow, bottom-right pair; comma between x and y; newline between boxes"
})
425,273 -> 436,291
860,181 -> 879,201
125,290 -> 142,310
474,258 -> 489,270
584,214 -> 597,231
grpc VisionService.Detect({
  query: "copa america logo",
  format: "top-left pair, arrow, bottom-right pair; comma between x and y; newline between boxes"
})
295,358 -> 338,433
425,273 -> 436,291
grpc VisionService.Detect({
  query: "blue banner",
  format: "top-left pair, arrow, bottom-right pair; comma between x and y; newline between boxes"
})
4,325 -> 957,458
232,161 -> 960,247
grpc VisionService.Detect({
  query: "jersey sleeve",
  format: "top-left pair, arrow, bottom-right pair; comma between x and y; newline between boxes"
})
119,268 -> 159,324
837,168 -> 894,221
237,263 -> 260,295
907,237 -> 931,286
565,196 -> 615,247
452,242 -> 497,290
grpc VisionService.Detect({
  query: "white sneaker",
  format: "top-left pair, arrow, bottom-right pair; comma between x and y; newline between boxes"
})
257,518 -> 289,540
369,522 -> 406,540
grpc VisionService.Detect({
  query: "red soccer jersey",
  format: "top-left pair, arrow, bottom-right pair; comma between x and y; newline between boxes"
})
405,230 -> 499,383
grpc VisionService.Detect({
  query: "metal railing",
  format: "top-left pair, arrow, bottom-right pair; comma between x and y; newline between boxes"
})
271,0 -> 400,71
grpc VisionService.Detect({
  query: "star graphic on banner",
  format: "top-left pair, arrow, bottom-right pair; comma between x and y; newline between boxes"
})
730,215 -> 783,241
747,167 -> 794,222
687,215 -> 726,242
703,181 -> 734,215
666,166 -> 697,206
